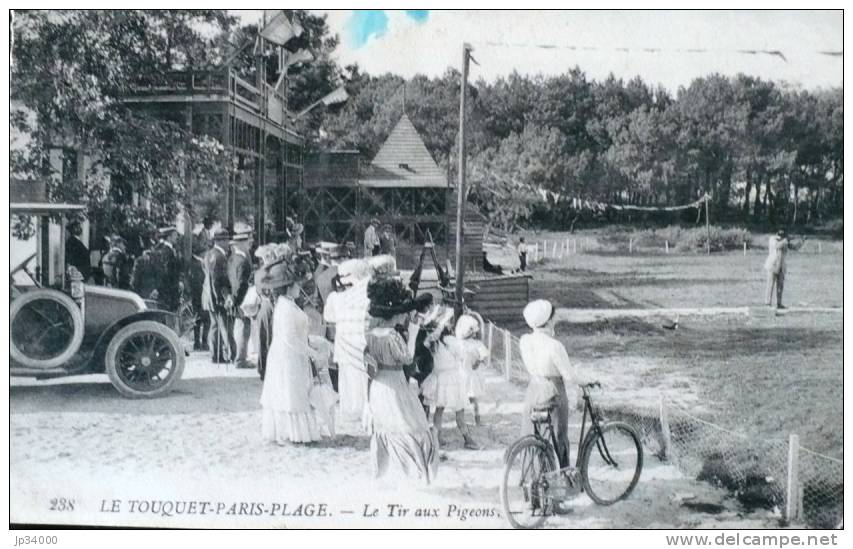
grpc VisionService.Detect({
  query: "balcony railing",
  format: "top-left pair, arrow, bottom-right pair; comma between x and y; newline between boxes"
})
129,68 -> 296,124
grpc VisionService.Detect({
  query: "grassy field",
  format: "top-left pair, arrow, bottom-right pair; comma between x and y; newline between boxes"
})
519,230 -> 843,458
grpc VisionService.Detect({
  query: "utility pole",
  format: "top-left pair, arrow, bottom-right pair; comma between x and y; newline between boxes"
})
454,43 -> 473,319
705,193 -> 711,254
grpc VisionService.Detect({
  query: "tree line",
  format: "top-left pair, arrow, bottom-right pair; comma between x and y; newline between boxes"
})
11,10 -> 842,238
320,69 -> 842,232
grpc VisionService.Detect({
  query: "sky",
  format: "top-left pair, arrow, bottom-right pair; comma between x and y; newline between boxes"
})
237,10 -> 843,91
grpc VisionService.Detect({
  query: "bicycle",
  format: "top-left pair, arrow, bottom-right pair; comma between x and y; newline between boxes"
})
500,382 -> 644,529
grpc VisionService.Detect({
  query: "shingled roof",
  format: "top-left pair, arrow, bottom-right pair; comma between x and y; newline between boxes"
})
360,114 -> 448,188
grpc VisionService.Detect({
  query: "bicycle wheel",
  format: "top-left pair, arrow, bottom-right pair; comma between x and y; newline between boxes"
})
500,437 -> 557,529
580,422 -> 643,505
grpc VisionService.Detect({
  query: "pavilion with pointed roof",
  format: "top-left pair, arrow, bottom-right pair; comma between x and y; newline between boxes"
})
301,113 -> 453,268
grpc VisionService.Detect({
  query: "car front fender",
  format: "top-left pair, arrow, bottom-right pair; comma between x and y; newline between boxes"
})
89,310 -> 182,373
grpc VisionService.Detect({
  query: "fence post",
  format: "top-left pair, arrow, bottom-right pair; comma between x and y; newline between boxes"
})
565,238 -> 569,256
503,329 -> 512,382
629,238 -> 633,254
743,242 -> 747,256
573,239 -> 577,254
486,322 -> 494,371
818,241 -> 822,254
659,394 -> 672,462
786,433 -> 801,524
665,240 -> 669,254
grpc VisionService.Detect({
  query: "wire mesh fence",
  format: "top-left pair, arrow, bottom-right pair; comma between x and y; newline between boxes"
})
483,320 -> 843,529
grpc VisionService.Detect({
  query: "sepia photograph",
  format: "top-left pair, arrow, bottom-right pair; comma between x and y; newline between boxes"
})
7,8 -> 844,532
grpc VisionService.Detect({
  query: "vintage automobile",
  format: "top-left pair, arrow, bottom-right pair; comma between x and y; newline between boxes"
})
10,201 -> 185,398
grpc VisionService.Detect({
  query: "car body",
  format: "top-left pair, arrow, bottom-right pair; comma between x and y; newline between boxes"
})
10,201 -> 185,398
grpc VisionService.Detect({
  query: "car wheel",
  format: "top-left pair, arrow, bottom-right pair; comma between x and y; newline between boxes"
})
104,320 -> 185,398
10,289 -> 84,368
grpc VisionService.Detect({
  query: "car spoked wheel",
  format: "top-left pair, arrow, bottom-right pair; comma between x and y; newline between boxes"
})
105,321 -> 185,398
10,289 -> 84,368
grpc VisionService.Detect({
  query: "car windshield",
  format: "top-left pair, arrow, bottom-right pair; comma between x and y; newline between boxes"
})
11,253 -> 38,288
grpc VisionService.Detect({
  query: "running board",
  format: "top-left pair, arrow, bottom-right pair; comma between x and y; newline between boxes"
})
11,367 -> 70,378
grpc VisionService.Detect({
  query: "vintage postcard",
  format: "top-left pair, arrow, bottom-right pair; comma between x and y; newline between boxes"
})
8,8 -> 844,530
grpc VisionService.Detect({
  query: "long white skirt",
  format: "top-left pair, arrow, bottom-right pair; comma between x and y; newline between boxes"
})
368,369 -> 437,483
262,410 -> 323,444
338,360 -> 369,422
465,367 -> 487,399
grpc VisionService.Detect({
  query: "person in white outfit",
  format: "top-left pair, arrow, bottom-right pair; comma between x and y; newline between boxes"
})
455,314 -> 489,426
258,258 -> 326,445
364,278 -> 437,483
323,258 -> 371,424
764,229 -> 788,309
518,299 -> 590,468
421,311 -> 480,450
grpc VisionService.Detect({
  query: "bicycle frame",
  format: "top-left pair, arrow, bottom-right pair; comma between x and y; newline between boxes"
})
529,384 -> 617,470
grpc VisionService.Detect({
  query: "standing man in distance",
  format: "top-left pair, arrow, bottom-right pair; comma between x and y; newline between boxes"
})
764,229 -> 789,309
154,226 -> 182,312
227,231 -> 254,369
363,218 -> 382,257
203,228 -> 232,363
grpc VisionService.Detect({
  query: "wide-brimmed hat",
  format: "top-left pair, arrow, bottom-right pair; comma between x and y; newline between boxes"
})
413,293 -> 434,313
455,314 -> 480,340
212,228 -> 231,241
523,299 -> 554,329
230,230 -> 252,243
367,278 -> 416,319
254,244 -> 277,264
257,259 -> 296,291
370,217 -> 381,226
368,255 -> 399,278
158,225 -> 178,237
338,258 -> 370,285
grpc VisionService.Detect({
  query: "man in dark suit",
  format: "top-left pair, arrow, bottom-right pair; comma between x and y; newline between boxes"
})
65,221 -> 91,281
153,226 -> 182,312
227,231 -> 254,368
203,229 -> 231,363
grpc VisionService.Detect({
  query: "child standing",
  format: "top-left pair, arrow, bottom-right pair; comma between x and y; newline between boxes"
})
421,312 -> 480,450
455,314 -> 489,426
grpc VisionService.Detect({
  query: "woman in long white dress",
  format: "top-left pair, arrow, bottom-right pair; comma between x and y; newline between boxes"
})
259,260 -> 325,445
364,278 -> 437,483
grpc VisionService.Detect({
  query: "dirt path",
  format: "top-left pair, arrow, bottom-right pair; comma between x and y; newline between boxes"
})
10,352 -> 779,528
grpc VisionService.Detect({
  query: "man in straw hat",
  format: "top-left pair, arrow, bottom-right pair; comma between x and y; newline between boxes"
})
363,217 -> 382,257
227,230 -> 255,368
519,299 -> 592,469
203,228 -> 233,363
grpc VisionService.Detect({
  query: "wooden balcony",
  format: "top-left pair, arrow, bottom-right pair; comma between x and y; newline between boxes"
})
123,68 -> 299,141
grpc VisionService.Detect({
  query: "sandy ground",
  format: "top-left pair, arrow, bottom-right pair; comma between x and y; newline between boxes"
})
10,352 -> 781,529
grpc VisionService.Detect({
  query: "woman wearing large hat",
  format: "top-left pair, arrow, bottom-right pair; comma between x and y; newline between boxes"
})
364,278 -> 437,483
258,258 -> 325,445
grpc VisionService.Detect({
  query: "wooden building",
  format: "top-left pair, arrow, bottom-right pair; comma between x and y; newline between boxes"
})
301,114 -> 452,269
122,68 -> 304,243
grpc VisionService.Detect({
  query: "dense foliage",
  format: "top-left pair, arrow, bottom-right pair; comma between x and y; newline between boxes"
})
12,10 -> 842,238
322,71 -> 842,231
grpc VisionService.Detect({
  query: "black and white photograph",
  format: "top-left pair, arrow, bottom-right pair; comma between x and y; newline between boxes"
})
7,8 -> 845,533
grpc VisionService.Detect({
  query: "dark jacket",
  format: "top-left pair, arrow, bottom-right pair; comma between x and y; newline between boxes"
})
203,245 -> 230,310
65,235 -> 91,281
227,250 -> 252,313
131,250 -> 159,300
154,241 -> 182,311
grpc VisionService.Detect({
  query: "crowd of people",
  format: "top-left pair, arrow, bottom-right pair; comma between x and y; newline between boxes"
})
250,245 -> 494,484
